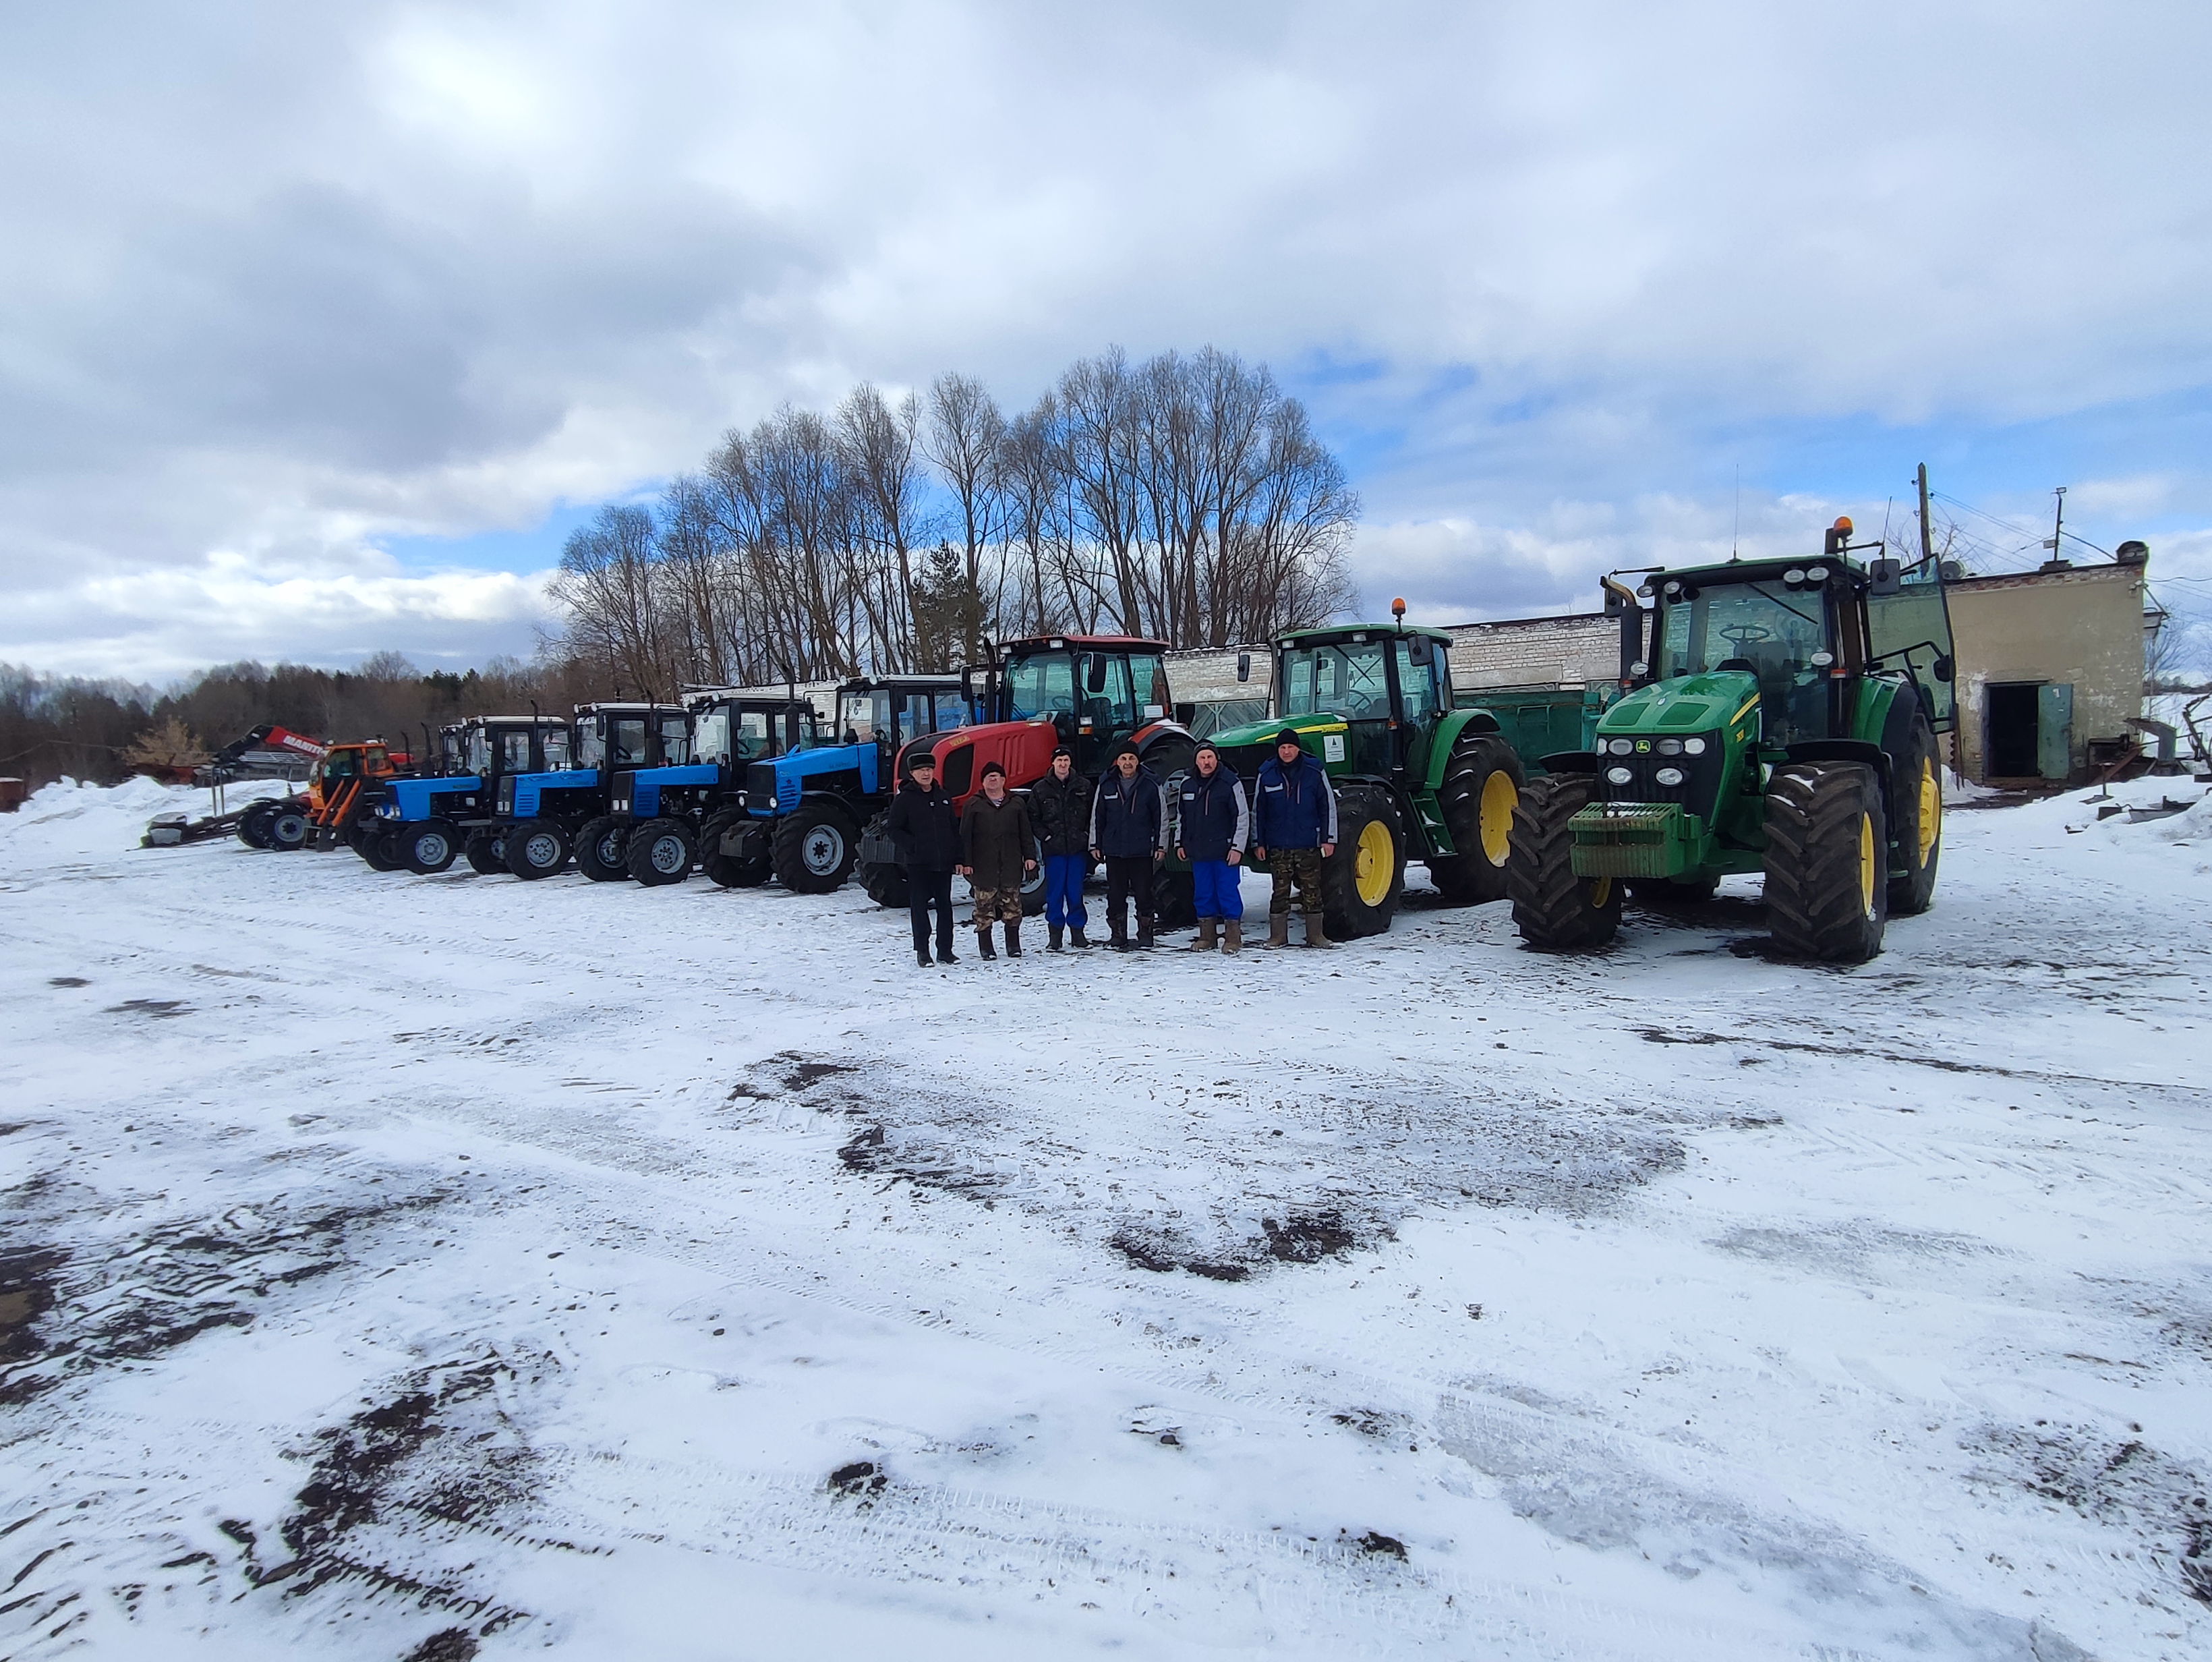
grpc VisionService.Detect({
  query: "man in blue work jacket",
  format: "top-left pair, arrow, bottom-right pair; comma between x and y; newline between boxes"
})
1174,739 -> 1250,954
1250,728 -> 1337,948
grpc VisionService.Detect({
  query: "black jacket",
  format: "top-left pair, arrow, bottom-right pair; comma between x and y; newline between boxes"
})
1029,768 -> 1094,857
885,778 -> 960,870
1090,764 -> 1166,859
1176,766 -> 1250,863
959,791 -> 1035,891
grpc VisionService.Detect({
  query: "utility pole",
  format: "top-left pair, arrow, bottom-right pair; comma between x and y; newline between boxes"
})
1917,463 -> 1934,567
2045,486 -> 2067,565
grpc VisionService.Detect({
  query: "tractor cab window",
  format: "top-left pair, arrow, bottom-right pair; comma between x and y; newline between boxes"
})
792,709 -> 825,749
465,728 -> 492,775
611,718 -> 649,768
737,710 -> 776,758
1127,655 -> 1167,720
1393,639 -> 1445,724
693,707 -> 730,766
898,692 -> 934,742
1079,652 -> 1137,741
839,689 -> 893,747
658,714 -> 691,766
440,731 -> 464,773
542,727 -> 571,770
502,730 -> 536,773
323,750 -> 360,780
1868,568 -> 1957,730
575,717 -> 605,770
1653,579 -> 1832,745
1004,651 -> 1077,722
933,691 -> 969,730
1281,640 -> 1391,721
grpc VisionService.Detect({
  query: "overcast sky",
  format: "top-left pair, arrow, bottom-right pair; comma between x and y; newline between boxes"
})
5,1 -> 2210,681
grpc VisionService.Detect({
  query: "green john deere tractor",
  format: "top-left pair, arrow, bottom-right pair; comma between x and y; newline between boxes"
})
1506,516 -> 1956,963
1198,610 -> 1530,938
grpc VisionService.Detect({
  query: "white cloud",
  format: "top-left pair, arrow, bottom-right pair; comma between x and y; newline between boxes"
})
1,0 -> 2209,673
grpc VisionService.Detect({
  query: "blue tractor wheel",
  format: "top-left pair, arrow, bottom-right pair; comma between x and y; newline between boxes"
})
504,818 -> 570,880
575,814 -> 631,882
626,818 -> 695,886
399,819 -> 461,875
772,801 -> 857,894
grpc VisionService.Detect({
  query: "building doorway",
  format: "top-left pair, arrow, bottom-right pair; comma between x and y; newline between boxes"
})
1985,680 -> 2074,780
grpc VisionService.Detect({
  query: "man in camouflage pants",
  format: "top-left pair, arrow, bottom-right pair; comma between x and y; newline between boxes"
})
1250,728 -> 1338,948
958,760 -> 1037,959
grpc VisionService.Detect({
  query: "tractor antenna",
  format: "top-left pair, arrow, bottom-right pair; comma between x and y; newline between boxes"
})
1731,465 -> 1740,561
1880,496 -> 1894,555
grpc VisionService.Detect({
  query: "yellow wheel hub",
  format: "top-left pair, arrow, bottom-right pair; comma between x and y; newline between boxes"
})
1917,757 -> 1941,866
1857,811 -> 1876,916
1354,818 -> 1395,906
1589,876 -> 1613,908
1478,770 -> 1518,865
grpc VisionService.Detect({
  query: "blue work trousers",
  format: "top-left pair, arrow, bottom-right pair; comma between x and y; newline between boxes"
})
1043,854 -> 1089,929
1192,858 -> 1244,921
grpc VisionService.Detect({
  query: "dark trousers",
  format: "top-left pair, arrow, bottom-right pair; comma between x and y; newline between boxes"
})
1103,855 -> 1155,938
908,866 -> 956,957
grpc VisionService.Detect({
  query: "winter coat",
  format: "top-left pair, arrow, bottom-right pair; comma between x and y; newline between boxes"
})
959,791 -> 1035,892
1090,764 -> 1167,859
1029,768 -> 1095,858
885,778 -> 961,870
1175,766 -> 1250,863
1253,751 -> 1338,851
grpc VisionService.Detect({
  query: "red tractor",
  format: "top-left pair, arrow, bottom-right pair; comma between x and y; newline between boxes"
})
856,634 -> 1198,921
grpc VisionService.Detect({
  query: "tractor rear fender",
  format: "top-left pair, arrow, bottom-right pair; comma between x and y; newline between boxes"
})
1539,751 -> 1602,775
1420,708 -> 1504,793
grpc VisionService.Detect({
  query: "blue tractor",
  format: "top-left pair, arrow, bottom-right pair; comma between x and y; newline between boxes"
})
708,674 -> 972,894
488,702 -> 691,880
359,714 -> 572,873
575,692 -> 822,887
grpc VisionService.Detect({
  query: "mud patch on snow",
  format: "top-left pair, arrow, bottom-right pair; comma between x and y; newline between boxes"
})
104,997 -> 189,1019
838,1123 -> 1004,1196
1971,1421 -> 2212,1606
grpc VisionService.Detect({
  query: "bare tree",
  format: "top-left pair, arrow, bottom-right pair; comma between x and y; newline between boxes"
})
922,373 -> 1006,664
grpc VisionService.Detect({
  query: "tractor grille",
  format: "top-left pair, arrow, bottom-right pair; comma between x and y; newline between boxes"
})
745,761 -> 780,810
1592,737 -> 1726,819
1569,803 -> 1701,878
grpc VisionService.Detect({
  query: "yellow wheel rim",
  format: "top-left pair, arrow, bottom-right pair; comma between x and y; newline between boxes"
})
1857,812 -> 1876,916
1917,757 -> 1940,866
1478,770 -> 1518,865
1355,818 -> 1394,906
1589,876 -> 1613,908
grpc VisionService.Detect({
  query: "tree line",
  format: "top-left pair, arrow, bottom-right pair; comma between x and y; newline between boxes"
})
546,345 -> 1362,696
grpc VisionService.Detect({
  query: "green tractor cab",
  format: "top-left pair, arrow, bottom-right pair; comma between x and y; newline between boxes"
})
1200,610 -> 1530,938
1507,517 -> 1956,963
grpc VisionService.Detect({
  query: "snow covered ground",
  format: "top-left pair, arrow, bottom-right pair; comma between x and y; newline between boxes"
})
3,773 -> 2209,1661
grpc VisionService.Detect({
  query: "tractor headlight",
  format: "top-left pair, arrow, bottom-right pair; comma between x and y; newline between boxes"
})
1654,766 -> 1685,787
1656,738 -> 1682,755
1683,737 -> 1707,755
1783,567 -> 1805,584
1605,766 -> 1633,786
1806,565 -> 1829,582
1606,738 -> 1636,756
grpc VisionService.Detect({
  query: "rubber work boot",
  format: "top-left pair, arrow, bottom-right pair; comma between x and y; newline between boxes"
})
1136,917 -> 1156,950
1047,925 -> 1064,952
1186,918 -> 1218,951
1070,927 -> 1093,950
1222,919 -> 1242,954
1302,912 -> 1337,948
1004,921 -> 1022,958
1267,914 -> 1292,948
936,944 -> 958,965
916,948 -> 933,969
977,926 -> 997,961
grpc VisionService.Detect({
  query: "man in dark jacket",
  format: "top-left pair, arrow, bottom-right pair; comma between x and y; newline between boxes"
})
1028,745 -> 1094,951
1252,728 -> 1338,948
1174,739 -> 1250,954
885,755 -> 961,967
1088,740 -> 1166,950
958,760 -> 1036,960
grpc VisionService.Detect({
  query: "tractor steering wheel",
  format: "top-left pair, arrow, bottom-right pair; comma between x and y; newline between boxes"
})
1719,623 -> 1775,648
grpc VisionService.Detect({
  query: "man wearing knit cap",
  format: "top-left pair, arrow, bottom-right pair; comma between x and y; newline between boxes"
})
1252,728 -> 1338,947
1029,743 -> 1095,950
958,760 -> 1035,959
1088,738 -> 1166,950
1174,739 -> 1250,952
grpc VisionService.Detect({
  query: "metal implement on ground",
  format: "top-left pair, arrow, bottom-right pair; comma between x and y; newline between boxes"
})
858,637 -> 1195,919
1195,606 -> 1547,938
1506,517 -> 1956,963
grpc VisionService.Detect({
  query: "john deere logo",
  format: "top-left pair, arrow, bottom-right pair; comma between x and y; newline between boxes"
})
1635,740 -> 1652,754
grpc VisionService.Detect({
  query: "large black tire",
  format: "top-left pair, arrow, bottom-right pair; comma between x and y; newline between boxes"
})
265,804 -> 310,851
504,818 -> 570,880
1428,730 -> 1525,905
236,800 -> 280,849
1322,786 -> 1405,939
397,819 -> 461,875
351,821 -> 400,869
1506,773 -> 1622,950
1763,762 -> 1888,963
464,829 -> 508,876
773,801 -> 857,893
627,818 -> 696,886
1886,716 -> 1942,917
857,812 -> 908,907
575,815 -> 631,882
700,808 -> 771,888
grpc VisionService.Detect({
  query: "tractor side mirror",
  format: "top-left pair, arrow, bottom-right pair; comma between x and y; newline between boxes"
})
1085,656 -> 1107,693
1236,652 -> 1252,683
1934,654 -> 1954,683
1407,634 -> 1432,665
1869,558 -> 1903,596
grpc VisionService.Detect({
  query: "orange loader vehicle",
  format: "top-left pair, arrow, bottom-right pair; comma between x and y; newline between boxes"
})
240,739 -> 414,855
